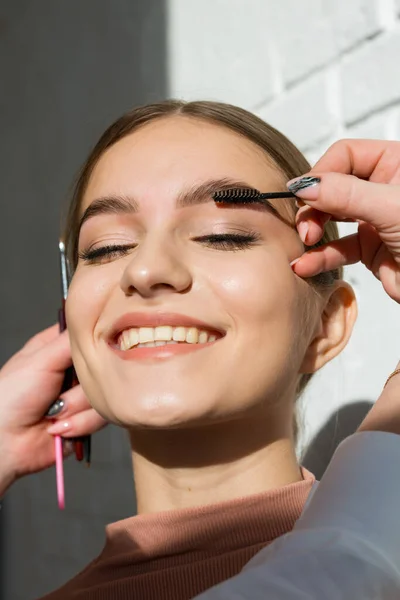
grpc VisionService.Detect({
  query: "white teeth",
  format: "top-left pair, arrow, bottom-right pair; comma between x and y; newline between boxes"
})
198,331 -> 208,344
139,327 -> 154,343
118,325 -> 220,351
120,329 -> 139,351
154,326 -> 173,341
186,327 -> 199,344
172,327 -> 186,342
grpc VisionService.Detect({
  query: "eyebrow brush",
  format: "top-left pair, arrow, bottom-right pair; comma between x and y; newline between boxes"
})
212,188 -> 296,204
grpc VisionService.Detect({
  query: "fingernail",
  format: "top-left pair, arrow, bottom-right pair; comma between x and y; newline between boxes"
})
45,398 -> 65,418
47,421 -> 71,435
290,257 -> 302,269
287,176 -> 321,197
298,221 -> 309,243
295,199 -> 305,209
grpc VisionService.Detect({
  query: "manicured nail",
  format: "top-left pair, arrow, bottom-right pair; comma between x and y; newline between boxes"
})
287,176 -> 321,197
47,421 -> 71,435
290,257 -> 302,269
298,221 -> 309,243
45,398 -> 65,418
295,199 -> 305,209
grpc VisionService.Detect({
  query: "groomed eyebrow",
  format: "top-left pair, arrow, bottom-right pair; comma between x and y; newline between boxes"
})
77,177 -> 280,234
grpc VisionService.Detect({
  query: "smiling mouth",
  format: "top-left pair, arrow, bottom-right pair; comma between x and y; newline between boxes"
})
118,326 -> 218,351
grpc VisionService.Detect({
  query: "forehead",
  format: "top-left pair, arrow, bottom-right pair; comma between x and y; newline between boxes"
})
83,116 -> 286,209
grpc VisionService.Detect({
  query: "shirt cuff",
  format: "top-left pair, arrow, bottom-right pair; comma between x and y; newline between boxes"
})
295,430 -> 400,561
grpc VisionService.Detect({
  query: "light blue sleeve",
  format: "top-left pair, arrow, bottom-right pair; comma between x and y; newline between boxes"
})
195,432 -> 400,599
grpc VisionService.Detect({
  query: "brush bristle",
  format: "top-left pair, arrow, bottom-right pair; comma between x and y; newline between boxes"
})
212,188 -> 261,203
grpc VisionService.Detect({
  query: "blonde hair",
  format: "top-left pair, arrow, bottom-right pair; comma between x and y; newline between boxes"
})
63,100 -> 342,435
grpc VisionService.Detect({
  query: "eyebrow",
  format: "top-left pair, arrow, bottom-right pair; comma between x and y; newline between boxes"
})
77,177 -> 280,234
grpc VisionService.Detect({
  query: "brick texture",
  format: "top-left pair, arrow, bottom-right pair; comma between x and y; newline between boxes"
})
168,0 -> 277,109
327,0 -> 381,52
267,1 -> 337,86
257,71 -> 337,150
342,32 -> 400,124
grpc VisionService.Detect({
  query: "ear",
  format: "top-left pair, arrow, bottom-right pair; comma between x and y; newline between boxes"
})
299,281 -> 358,374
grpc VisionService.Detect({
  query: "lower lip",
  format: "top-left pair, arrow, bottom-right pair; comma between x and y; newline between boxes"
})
110,341 -> 218,361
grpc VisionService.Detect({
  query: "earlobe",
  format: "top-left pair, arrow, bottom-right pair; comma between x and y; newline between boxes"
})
299,281 -> 358,374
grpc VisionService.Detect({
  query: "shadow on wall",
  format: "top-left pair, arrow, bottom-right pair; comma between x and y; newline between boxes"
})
302,401 -> 374,480
0,1 -> 168,599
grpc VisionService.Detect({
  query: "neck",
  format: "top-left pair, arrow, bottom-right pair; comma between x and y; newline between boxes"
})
129,417 -> 301,514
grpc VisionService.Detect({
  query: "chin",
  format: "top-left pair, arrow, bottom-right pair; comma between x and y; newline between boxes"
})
96,390 -> 214,430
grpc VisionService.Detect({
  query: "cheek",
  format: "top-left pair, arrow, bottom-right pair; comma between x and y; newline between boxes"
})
66,268 -> 115,342
206,249 -> 301,332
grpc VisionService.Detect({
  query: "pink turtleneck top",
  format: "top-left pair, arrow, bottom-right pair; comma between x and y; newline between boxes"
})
41,469 -> 314,600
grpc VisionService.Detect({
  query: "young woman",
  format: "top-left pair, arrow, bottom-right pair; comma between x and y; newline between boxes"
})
6,99 -> 349,599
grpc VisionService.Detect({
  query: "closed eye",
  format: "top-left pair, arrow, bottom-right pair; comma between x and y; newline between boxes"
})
78,244 -> 136,264
193,232 -> 261,251
78,233 -> 261,264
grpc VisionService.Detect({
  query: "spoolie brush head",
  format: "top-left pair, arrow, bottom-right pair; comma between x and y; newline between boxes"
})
212,188 -> 262,204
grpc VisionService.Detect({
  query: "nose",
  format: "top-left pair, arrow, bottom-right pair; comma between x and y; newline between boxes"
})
120,234 -> 192,298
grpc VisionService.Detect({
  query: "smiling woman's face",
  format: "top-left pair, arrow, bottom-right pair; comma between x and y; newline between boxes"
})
66,116 -> 316,432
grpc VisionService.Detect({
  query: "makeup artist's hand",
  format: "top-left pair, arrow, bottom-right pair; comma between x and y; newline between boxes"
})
0,325 -> 106,496
288,139 -> 400,303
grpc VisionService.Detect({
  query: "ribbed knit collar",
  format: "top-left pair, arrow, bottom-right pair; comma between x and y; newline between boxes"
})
101,468 -> 315,566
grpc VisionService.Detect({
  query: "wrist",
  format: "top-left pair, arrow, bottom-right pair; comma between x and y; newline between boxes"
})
0,469 -> 16,498
0,439 -> 17,498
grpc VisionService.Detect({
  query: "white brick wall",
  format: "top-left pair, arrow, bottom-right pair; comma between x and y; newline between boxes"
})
342,32 -> 400,124
168,0 -> 400,455
256,69 -> 339,150
168,0 -> 276,109
327,0 -> 381,52
267,1 -> 337,86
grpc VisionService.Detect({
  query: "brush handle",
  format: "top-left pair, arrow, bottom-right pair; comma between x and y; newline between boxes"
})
259,191 -> 296,199
55,435 -> 65,509
58,307 -> 91,464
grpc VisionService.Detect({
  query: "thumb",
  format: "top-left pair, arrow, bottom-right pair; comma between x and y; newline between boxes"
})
30,328 -> 73,374
288,173 -> 400,233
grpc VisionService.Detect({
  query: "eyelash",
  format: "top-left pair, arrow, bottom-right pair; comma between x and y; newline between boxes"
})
78,233 -> 260,264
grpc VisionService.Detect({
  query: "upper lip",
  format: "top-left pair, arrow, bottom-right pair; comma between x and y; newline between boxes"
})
106,312 -> 225,344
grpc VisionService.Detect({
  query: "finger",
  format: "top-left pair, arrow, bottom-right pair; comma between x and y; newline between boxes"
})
358,221 -> 385,273
31,329 -> 73,373
312,139 -> 400,183
291,233 -> 361,277
296,202 -> 361,225
296,205 -> 332,245
45,385 -> 92,419
47,408 -> 107,437
45,385 -> 87,418
19,324 -> 60,355
289,172 -> 400,234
